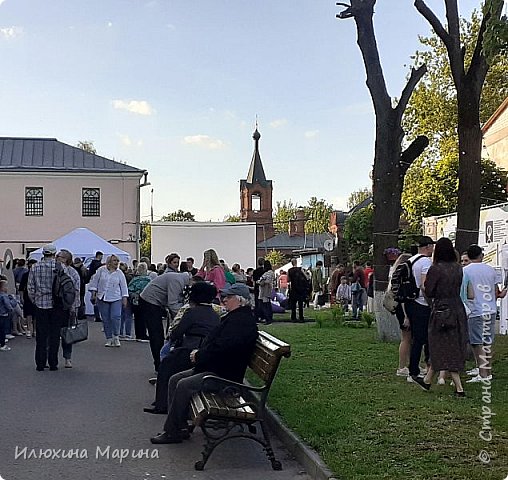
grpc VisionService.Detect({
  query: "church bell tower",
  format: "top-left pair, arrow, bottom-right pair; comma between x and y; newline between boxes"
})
240,128 -> 274,245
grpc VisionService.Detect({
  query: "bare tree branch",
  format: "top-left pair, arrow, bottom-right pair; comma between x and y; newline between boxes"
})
414,0 -> 451,49
445,0 -> 460,42
395,64 -> 428,124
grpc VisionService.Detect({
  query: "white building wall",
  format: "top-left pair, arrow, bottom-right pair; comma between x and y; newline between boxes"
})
0,171 -> 141,260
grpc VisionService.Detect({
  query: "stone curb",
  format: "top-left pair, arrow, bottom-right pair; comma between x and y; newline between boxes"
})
265,407 -> 339,480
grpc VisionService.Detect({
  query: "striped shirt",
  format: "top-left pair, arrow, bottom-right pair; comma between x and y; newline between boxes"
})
28,258 -> 56,309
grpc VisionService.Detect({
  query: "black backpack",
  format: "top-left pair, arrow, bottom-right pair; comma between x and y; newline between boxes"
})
391,255 -> 425,303
53,263 -> 76,310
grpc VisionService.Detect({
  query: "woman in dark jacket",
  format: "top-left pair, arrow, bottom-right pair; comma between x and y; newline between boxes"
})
143,281 -> 220,414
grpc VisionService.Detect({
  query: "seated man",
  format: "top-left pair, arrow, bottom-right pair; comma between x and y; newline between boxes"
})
150,283 -> 258,444
143,281 -> 220,414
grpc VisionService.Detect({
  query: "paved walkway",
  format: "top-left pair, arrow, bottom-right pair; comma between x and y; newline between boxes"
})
0,321 -> 311,480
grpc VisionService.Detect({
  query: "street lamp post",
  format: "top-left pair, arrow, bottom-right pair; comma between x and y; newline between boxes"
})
136,171 -> 151,261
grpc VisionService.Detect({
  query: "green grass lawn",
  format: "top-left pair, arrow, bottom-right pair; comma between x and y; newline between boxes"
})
261,315 -> 508,480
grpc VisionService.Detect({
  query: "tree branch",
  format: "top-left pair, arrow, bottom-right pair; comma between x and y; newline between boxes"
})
399,136 -> 429,174
395,64 -> 427,125
445,0 -> 460,42
414,0 -> 452,50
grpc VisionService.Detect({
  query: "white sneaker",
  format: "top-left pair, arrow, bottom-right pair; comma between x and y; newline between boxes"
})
26,332 -> 32,338
136,338 -> 150,343
437,378 -> 446,385
406,376 -> 414,383
105,339 -> 114,347
5,334 -> 14,339
123,335 -> 135,341
466,368 -> 479,376
466,374 -> 492,383
113,336 -> 121,347
64,359 -> 72,368
0,345 -> 11,351
396,367 -> 409,377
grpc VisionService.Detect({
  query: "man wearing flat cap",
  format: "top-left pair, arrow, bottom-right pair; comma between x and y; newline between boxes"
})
28,244 -> 59,371
151,282 -> 258,444
406,236 -> 435,383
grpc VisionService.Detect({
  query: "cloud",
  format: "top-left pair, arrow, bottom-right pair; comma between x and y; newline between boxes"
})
0,26 -> 23,39
182,135 -> 226,150
269,118 -> 287,128
117,133 -> 143,147
111,99 -> 155,116
0,0 -> 6,6
107,21 -> 113,27
304,130 -> 319,138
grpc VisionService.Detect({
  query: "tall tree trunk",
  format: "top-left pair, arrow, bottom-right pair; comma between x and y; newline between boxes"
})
338,1 -> 427,342
455,85 -> 483,253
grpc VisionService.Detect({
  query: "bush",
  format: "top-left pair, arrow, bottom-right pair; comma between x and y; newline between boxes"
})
361,311 -> 376,328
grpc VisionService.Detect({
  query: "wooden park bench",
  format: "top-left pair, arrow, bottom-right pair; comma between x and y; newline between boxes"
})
189,330 -> 291,471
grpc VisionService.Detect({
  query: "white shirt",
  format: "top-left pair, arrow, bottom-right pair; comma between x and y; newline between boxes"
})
409,254 -> 432,306
88,266 -> 128,302
463,262 -> 498,316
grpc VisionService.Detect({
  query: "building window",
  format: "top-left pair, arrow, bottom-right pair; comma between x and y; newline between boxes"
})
25,187 -> 43,216
82,188 -> 100,216
252,193 -> 261,212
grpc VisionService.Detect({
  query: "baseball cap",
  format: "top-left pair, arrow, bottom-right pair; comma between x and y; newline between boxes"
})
417,236 -> 435,247
42,244 -> 57,255
220,283 -> 251,300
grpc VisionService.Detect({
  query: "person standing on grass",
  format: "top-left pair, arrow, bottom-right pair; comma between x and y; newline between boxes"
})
311,261 -> 324,309
405,237 -> 434,382
463,244 -> 507,384
389,253 -> 412,377
411,238 -> 468,396
351,261 -> 366,319
288,258 -> 307,323
257,260 -> 275,325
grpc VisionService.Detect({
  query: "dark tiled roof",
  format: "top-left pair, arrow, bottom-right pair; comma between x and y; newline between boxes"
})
347,196 -> 372,215
0,137 -> 144,173
257,232 -> 331,250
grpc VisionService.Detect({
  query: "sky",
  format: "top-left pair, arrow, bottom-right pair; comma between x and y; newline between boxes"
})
0,0 -> 494,222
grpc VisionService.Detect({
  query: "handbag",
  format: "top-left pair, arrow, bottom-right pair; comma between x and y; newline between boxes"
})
433,307 -> 456,331
61,317 -> 88,345
351,281 -> 361,293
382,290 -> 398,314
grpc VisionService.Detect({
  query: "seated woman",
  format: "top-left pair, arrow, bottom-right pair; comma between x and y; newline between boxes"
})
143,281 -> 221,414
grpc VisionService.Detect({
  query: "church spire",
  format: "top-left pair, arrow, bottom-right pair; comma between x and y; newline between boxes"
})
245,127 -> 268,187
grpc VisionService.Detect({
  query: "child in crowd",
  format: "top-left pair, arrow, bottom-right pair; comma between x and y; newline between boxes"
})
336,276 -> 351,312
0,280 -> 14,351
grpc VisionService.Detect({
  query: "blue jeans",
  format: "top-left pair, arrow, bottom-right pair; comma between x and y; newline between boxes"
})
97,299 -> 122,339
121,300 -> 133,336
352,289 -> 365,319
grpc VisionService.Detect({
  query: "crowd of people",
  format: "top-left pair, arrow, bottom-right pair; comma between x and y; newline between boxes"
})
387,236 -> 504,396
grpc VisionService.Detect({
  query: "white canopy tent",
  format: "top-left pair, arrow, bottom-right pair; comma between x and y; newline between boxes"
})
29,227 -> 131,265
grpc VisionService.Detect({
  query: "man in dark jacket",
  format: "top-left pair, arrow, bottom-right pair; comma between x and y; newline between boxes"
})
150,283 -> 258,444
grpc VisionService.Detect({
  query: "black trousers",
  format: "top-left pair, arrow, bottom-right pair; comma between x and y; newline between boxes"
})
406,301 -> 431,377
132,304 -> 148,340
34,307 -> 60,369
289,294 -> 304,321
139,298 -> 165,371
154,348 -> 193,411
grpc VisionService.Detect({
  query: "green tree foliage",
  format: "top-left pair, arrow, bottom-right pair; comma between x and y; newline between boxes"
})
140,221 -> 151,259
264,250 -> 286,269
304,197 -> 333,234
223,214 -> 241,222
161,210 -> 195,222
347,187 -> 372,210
483,0 -> 508,58
402,10 -> 508,227
343,204 -> 373,263
273,200 -> 298,234
76,140 -> 96,154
